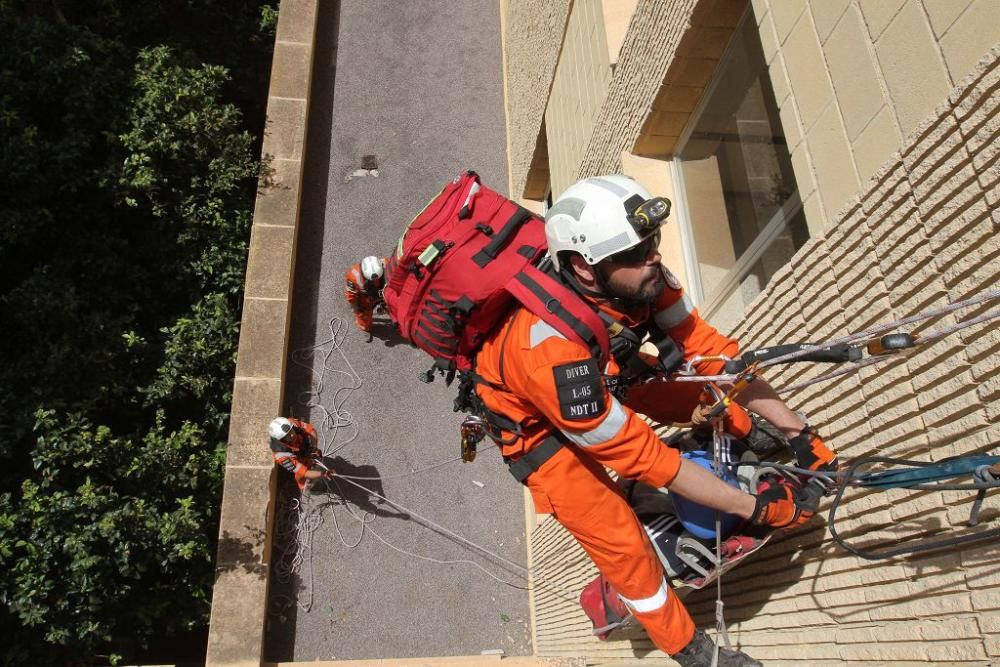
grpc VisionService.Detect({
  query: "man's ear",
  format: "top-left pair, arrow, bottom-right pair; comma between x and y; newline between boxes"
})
567,253 -> 599,289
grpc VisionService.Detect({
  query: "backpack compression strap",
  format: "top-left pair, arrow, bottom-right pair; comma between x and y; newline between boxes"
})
505,263 -> 610,366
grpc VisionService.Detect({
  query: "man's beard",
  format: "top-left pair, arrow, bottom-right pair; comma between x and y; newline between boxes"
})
599,265 -> 666,303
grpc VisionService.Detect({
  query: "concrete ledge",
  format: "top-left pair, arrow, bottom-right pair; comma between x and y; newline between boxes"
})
265,658 -> 583,667
206,0 -> 320,664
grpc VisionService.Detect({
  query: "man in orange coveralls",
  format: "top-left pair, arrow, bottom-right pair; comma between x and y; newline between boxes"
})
474,176 -> 837,666
268,417 -> 329,491
344,255 -> 388,340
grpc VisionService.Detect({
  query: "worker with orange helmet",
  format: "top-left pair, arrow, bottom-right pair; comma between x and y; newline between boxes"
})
344,255 -> 388,339
474,175 -> 837,666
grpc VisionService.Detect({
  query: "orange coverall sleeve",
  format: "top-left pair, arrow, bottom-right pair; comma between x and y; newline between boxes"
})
512,335 -> 681,489
344,264 -> 375,331
344,264 -> 363,311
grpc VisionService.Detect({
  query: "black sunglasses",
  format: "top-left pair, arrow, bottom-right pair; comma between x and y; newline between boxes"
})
606,229 -> 661,265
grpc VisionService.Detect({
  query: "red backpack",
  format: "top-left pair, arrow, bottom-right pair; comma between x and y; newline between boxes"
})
384,171 -> 609,380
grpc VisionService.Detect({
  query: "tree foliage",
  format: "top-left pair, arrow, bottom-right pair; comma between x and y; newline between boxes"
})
0,1 -> 276,662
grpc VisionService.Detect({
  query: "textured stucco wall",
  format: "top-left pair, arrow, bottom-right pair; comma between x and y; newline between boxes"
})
528,46 -> 1000,664
545,0 -> 614,195
574,0 -> 700,184
502,0 -> 571,198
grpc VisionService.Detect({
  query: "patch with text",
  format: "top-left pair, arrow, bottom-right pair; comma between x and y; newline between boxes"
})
553,358 -> 606,421
662,266 -> 681,290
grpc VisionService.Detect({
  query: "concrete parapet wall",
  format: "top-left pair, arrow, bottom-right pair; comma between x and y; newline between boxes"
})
206,0 -> 319,664
528,44 -> 1000,664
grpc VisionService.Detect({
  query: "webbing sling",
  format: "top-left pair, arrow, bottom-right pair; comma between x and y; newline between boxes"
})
505,264 -> 610,366
506,433 -> 566,483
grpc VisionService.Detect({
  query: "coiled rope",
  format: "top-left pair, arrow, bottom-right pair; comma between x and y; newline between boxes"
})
271,317 -> 579,618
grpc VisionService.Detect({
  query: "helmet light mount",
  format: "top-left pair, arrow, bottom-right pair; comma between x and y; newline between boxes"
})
625,196 -> 671,235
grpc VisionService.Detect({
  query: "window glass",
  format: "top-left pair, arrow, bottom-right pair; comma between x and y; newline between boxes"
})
676,8 -> 807,331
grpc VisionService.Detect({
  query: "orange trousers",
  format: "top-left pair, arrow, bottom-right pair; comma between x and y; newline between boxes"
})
527,444 -> 695,654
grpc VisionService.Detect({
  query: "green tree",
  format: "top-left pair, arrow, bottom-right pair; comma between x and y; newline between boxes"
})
0,1 -> 277,662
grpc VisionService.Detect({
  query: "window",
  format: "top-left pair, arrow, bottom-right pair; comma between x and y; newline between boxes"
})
673,8 -> 808,333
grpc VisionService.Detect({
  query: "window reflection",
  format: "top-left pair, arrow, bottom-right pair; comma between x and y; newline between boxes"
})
677,9 -> 807,331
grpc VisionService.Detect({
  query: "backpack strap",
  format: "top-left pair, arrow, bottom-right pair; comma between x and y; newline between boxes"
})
505,263 -> 610,366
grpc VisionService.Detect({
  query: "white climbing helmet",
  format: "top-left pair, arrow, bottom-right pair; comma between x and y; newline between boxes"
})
544,175 -> 671,270
268,417 -> 294,441
360,255 -> 384,282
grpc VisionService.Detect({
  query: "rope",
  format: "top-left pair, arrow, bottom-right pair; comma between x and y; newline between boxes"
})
289,317 -> 362,456
271,317 -> 577,619
725,454 -> 1000,560
664,287 -> 1000,388
780,306 -> 1000,392
330,475 -> 578,601
711,427 -> 732,665
827,455 -> 1000,560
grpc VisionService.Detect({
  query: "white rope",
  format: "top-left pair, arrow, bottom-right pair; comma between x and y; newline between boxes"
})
272,316 -> 576,620
710,428 -> 732,666
780,305 -> 1000,392
289,316 -> 362,456
331,474 -> 577,601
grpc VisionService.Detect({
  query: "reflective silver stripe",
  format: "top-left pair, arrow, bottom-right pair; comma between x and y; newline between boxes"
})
560,397 -> 627,447
546,196 -> 586,222
620,577 -> 669,613
654,292 -> 694,330
588,231 -> 632,259
529,319 -> 566,348
590,176 -> 629,197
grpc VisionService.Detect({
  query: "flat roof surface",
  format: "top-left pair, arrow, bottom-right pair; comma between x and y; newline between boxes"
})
263,0 -> 532,661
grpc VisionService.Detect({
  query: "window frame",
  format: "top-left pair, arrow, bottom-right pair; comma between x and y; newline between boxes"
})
669,6 -> 805,321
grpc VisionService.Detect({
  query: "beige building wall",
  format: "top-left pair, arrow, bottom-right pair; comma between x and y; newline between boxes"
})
755,0 -> 1000,236
545,0 -> 614,195
501,0 -> 572,199
502,0 -> 1000,662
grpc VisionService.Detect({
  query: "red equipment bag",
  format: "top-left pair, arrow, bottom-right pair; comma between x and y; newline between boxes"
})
384,171 -> 609,375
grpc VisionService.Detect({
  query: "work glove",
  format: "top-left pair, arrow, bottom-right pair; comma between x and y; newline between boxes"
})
749,477 -> 815,529
789,425 -> 838,471
789,425 -> 839,500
